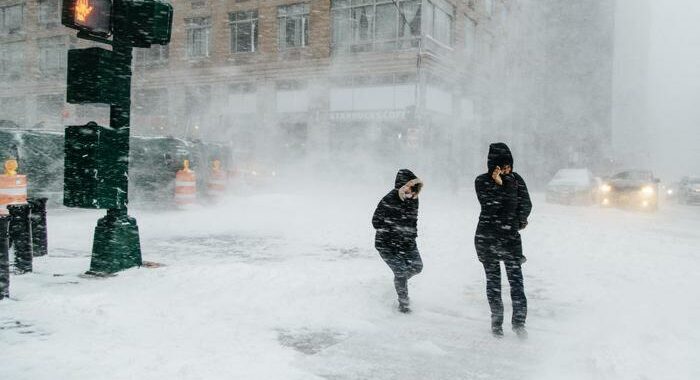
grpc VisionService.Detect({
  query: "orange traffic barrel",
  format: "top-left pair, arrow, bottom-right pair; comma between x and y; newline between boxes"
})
207,160 -> 227,198
0,159 -> 28,216
175,160 -> 196,206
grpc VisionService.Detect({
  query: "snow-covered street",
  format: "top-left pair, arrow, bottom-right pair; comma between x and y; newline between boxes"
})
1,187 -> 699,380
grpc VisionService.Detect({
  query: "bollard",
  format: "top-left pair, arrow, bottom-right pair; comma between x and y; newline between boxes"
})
8,204 -> 33,274
28,198 -> 48,257
0,216 -> 9,299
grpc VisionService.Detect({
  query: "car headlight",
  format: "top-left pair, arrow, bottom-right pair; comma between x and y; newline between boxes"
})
600,184 -> 612,193
641,186 -> 655,196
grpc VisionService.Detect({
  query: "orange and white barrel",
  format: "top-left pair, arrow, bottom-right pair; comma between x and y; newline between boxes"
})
0,159 -> 28,216
207,160 -> 227,198
175,160 -> 197,207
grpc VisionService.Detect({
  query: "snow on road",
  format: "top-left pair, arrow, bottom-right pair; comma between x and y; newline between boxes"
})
1,187 -> 699,380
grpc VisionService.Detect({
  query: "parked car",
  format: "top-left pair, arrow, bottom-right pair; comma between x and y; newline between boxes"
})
660,182 -> 678,201
545,168 -> 597,205
678,176 -> 700,205
599,170 -> 660,211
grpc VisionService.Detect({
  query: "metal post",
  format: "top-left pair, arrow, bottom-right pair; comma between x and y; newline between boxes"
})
0,216 -> 9,299
88,30 -> 142,274
8,204 -> 33,274
28,197 -> 48,257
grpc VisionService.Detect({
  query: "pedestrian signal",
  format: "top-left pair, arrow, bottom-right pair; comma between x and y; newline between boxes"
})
62,0 -> 112,36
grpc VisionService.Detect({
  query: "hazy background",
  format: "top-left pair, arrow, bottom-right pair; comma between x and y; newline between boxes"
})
646,0 -> 700,180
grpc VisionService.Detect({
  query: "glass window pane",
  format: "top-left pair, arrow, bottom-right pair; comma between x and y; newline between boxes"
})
237,21 -> 252,52
375,4 -> 397,42
399,1 -> 421,38
332,0 -> 350,9
352,6 -> 373,43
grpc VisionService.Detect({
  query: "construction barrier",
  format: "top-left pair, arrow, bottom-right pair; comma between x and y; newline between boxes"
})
0,159 -> 28,216
2,128 -> 233,207
175,160 -> 197,206
207,160 -> 227,198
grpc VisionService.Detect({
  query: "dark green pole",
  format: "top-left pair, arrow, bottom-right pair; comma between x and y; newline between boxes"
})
0,215 -> 9,299
88,25 -> 142,274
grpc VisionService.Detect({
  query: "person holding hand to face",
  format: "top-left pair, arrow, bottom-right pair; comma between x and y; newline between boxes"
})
474,143 -> 532,338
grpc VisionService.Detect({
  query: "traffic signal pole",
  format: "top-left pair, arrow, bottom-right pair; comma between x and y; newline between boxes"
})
88,32 -> 142,274
62,0 -> 172,274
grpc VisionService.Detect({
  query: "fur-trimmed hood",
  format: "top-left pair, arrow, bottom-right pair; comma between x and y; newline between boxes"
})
394,169 -> 423,200
395,169 -> 418,189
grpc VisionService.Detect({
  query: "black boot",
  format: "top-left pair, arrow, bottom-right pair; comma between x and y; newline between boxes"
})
512,324 -> 528,339
398,297 -> 411,313
394,276 -> 411,313
491,314 -> 504,338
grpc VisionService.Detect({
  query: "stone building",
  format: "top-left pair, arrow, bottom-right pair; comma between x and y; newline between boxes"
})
1,0 -> 517,177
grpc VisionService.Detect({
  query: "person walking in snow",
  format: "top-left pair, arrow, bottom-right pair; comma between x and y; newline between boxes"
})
372,169 -> 424,313
474,143 -> 532,337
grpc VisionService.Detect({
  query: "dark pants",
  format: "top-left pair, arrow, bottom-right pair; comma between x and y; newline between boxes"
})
482,259 -> 527,327
378,247 -> 423,303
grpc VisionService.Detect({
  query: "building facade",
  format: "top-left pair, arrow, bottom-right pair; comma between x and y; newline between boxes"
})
1,0 -> 518,180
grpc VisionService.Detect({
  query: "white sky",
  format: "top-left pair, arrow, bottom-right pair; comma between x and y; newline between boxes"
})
647,0 -> 700,180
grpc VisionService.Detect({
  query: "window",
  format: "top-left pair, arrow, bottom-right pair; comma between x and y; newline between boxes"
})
0,43 -> 24,80
278,3 -> 309,50
185,17 -> 211,58
38,0 -> 60,28
0,4 -> 24,34
36,94 -> 64,125
38,37 -> 67,77
483,0 -> 493,17
134,45 -> 169,66
228,83 -> 256,114
134,88 -> 168,116
425,0 -> 453,47
0,97 -> 26,125
331,0 -> 420,54
374,2 -> 396,50
185,85 -> 211,130
229,11 -> 258,53
464,16 -> 475,60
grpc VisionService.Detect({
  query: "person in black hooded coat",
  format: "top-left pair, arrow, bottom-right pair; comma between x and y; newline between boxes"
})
475,143 -> 532,337
372,169 -> 424,313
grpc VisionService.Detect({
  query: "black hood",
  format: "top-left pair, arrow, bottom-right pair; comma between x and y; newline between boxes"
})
395,169 -> 417,189
487,143 -> 514,172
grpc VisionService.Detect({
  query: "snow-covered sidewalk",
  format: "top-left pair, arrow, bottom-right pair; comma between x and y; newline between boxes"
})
1,189 -> 698,379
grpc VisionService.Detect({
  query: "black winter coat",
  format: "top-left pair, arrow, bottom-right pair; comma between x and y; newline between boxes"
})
474,172 -> 532,261
372,170 -> 420,251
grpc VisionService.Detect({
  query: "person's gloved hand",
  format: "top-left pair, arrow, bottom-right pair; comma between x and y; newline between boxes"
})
519,219 -> 528,230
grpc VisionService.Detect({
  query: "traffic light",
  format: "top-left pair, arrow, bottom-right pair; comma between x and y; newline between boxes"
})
64,122 -> 129,209
66,47 -> 115,104
119,0 -> 173,47
62,0 -> 112,37
62,0 -> 173,46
